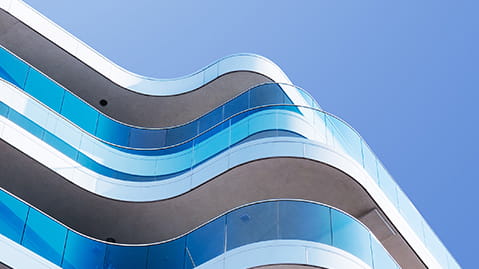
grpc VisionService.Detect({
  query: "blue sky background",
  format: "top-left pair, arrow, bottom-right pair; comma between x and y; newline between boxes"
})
24,0 -> 477,267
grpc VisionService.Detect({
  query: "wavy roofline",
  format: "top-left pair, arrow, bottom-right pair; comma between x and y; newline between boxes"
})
0,0 -> 292,95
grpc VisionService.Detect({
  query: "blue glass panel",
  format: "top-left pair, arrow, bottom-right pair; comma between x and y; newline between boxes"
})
147,237 -> 185,269
223,91 -> 249,119
0,102 -> 8,116
43,131 -> 78,160
298,88 -> 314,107
278,201 -> 331,245
165,121 -> 197,146
0,190 -> 29,243
371,237 -> 398,269
103,244 -> 148,269
62,231 -> 106,269
129,128 -> 166,148
24,69 -> 65,112
250,84 -> 285,107
95,114 -> 130,146
193,122 -> 229,165
186,216 -> 225,266
60,92 -> 99,134
22,209 -> 67,266
397,188 -> 425,241
331,209 -> 373,267
326,115 -> 363,165
226,202 -> 278,250
198,107 -> 223,134
362,143 -> 379,183
377,163 -> 399,208
7,108 -> 44,139
0,48 -> 29,88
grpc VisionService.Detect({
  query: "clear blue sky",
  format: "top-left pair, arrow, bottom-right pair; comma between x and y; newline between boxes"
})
24,0 -> 477,267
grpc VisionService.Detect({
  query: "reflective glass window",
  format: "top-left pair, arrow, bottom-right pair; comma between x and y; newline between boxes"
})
278,201 -> 331,245
0,190 -> 29,243
62,231 -> 107,269
223,91 -> 249,119
130,128 -> 166,148
103,244 -> 148,269
60,92 -> 99,134
331,209 -> 373,267
186,216 -> 225,266
7,108 -> 44,139
377,163 -> 399,208
147,237 -> 186,269
0,48 -> 29,88
397,188 -> 424,241
165,121 -> 197,147
24,69 -> 65,112
227,202 -> 278,250
198,107 -> 223,133
22,209 -> 67,265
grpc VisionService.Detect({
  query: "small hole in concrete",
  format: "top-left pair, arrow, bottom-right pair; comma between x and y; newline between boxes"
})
99,99 -> 108,107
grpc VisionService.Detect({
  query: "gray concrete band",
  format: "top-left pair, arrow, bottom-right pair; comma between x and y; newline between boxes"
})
0,139 -> 424,269
0,8 -> 273,127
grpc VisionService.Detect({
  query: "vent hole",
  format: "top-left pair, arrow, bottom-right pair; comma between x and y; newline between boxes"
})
106,237 -> 116,243
99,99 -> 108,107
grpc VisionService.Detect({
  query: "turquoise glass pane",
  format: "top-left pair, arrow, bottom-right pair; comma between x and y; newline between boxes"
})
0,48 -> 29,88
326,115 -> 363,165
371,236 -> 398,269
147,237 -> 186,269
362,142 -> 379,183
103,245 -> 148,269
278,201 -> 331,245
60,92 -> 99,134
0,190 -> 29,243
377,163 -> 399,208
331,209 -> 373,267
62,231 -> 106,269
24,69 -> 65,112
22,209 -> 67,266
186,216 -> 225,266
227,202 -> 278,250
397,188 -> 424,241
193,122 -> 229,165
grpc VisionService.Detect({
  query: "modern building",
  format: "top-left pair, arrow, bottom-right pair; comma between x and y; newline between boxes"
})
0,1 -> 459,268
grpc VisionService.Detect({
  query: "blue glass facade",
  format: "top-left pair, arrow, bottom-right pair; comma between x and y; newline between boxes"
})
0,3 -> 460,268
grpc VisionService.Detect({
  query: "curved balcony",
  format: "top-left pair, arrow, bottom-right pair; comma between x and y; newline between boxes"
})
0,194 -> 398,269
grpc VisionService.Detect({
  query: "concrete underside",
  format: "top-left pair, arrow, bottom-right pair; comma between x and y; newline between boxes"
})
0,8 -> 274,127
0,139 -> 424,269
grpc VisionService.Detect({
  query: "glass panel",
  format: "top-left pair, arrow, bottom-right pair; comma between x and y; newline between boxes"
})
95,114 -> 130,146
198,107 -> 223,134
186,216 -> 225,266
24,69 -> 65,112
397,188 -> 424,241
129,128 -> 166,148
377,163 -> 399,208
0,190 -> 29,243
371,236 -> 398,269
362,143 -> 379,183
278,201 -> 331,245
103,244 -> 148,269
22,208 -> 68,266
423,222 -> 449,268
193,122 -> 229,165
331,209 -> 373,267
326,115 -> 363,165
0,48 -> 30,88
60,92 -> 99,134
7,108 -> 44,139
227,202 -> 278,250
62,231 -> 107,269
165,121 -> 197,147
250,84 -> 285,107
147,237 -> 185,269
223,91 -> 249,119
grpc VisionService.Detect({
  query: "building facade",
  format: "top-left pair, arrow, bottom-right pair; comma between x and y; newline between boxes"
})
0,1 -> 459,268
